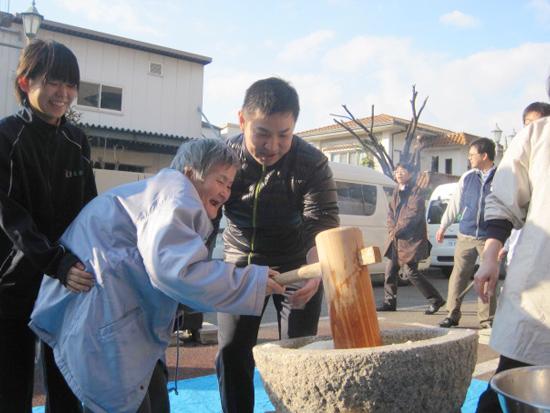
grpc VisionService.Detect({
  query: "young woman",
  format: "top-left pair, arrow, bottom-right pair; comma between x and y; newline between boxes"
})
0,40 -> 97,412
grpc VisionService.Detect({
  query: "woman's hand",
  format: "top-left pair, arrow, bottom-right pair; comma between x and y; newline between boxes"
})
65,262 -> 95,293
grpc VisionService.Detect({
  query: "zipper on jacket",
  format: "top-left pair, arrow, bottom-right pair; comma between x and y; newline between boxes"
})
248,165 -> 267,265
475,171 -> 486,239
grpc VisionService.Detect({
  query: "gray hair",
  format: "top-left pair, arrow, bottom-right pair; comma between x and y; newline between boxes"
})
170,138 -> 240,181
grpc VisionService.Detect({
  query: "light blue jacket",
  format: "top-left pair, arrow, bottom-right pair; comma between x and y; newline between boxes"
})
29,168 -> 268,413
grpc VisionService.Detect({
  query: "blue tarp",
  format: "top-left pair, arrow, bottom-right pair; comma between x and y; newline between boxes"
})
33,372 -> 488,412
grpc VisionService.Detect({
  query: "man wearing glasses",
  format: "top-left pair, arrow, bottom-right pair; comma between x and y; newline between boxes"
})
436,138 -> 497,329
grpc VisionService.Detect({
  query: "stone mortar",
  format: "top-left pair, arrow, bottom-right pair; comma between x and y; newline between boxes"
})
253,327 -> 478,413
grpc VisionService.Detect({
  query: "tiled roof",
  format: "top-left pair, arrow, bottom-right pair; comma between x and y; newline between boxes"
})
428,132 -> 479,147
298,114 -> 482,147
79,123 -> 190,141
298,114 -> 401,137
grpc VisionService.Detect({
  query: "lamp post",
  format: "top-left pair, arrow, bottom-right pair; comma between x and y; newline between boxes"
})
491,123 -> 503,144
20,1 -> 43,43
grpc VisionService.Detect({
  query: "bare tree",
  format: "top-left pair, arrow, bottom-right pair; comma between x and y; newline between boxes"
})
332,85 -> 429,180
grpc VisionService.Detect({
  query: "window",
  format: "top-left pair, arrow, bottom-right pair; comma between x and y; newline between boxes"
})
431,156 -> 439,173
427,200 -> 448,224
335,181 -> 377,216
93,161 -> 144,173
78,81 -> 122,111
445,158 -> 453,175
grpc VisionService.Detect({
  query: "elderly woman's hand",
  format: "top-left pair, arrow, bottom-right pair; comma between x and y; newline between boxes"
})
265,268 -> 285,296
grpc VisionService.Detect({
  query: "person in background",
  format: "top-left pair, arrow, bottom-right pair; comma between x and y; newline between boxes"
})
216,77 -> 339,413
498,102 -> 550,266
0,39 -> 97,413
473,78 -> 550,413
376,163 -> 445,314
436,138 -> 497,329
29,138 -> 285,413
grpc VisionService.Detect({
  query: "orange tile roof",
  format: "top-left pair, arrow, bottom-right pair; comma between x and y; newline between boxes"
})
298,114 -> 482,148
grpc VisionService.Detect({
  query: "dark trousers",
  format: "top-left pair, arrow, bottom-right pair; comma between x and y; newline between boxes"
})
475,355 -> 531,413
0,317 -> 82,413
83,360 -> 169,413
383,254 -> 443,307
0,317 -> 35,413
216,286 -> 324,413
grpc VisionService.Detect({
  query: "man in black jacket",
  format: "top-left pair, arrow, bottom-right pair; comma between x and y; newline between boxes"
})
0,40 -> 97,412
216,77 -> 339,413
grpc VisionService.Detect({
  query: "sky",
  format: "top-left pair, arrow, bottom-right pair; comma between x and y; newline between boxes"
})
3,0 -> 550,138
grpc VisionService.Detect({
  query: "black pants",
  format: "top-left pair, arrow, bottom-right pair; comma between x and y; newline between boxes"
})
216,286 -> 323,413
83,360 -> 169,413
0,317 -> 81,413
475,355 -> 531,413
382,254 -> 444,307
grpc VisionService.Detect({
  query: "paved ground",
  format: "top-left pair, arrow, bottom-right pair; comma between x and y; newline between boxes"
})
32,267 -> 500,407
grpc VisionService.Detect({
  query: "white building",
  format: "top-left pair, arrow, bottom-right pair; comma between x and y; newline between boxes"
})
298,113 -> 487,182
0,9 -> 211,173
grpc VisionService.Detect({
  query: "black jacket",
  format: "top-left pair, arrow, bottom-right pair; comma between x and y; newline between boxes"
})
0,107 -> 97,319
223,134 -> 339,271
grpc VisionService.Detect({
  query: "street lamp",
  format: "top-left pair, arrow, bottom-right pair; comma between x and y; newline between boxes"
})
20,1 -> 43,42
491,123 -> 503,144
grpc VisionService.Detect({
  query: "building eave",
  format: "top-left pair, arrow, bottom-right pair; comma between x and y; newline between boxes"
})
80,123 -> 191,150
11,15 -> 212,65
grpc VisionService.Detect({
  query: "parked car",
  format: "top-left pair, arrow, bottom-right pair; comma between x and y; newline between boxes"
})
426,182 -> 459,276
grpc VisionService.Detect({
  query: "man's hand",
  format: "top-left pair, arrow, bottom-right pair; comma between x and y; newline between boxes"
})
474,238 -> 502,303
435,228 -> 445,243
288,278 -> 321,308
497,248 -> 508,262
265,268 -> 285,296
65,262 -> 95,293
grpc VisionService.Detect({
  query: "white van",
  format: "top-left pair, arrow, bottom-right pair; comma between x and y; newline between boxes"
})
329,162 -> 396,275
426,183 -> 459,275
213,162 -> 416,276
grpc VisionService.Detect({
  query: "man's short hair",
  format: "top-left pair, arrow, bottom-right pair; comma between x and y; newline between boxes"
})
522,102 -> 550,123
15,39 -> 80,104
170,138 -> 240,181
242,77 -> 300,120
470,138 -> 495,161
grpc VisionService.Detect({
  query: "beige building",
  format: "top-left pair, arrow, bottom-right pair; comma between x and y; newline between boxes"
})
1,10 -> 211,173
298,114 -> 489,181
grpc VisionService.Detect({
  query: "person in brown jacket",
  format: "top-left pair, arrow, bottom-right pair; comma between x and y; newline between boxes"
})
376,163 -> 445,314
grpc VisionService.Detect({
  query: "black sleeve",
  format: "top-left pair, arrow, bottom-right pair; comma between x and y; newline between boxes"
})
0,131 -> 68,279
301,156 -> 340,251
486,219 -> 513,244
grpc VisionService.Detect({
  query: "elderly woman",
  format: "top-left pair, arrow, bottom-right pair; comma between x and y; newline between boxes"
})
29,138 -> 284,413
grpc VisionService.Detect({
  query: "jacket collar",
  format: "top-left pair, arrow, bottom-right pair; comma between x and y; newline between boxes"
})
16,102 -> 67,133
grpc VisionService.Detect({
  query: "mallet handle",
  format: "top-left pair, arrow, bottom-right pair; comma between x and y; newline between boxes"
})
273,263 -> 321,285
272,247 -> 381,286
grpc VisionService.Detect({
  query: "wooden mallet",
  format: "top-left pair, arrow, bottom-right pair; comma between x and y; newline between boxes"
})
273,226 -> 382,349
